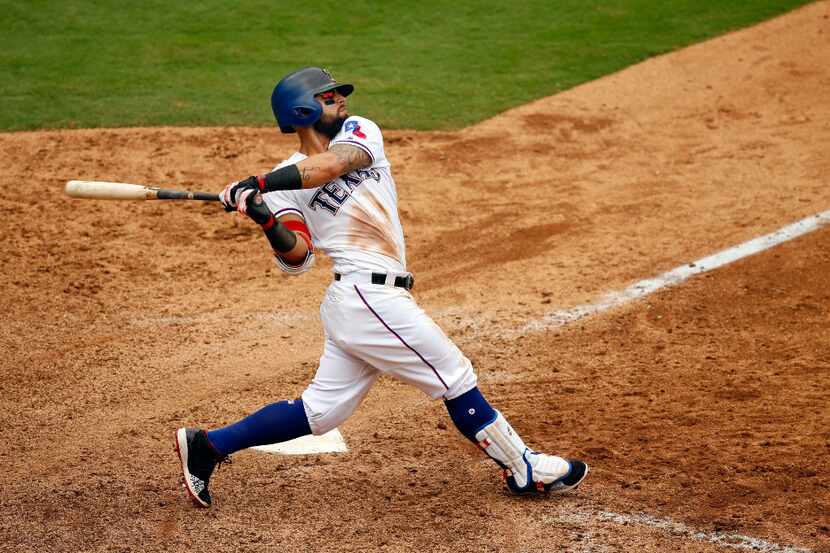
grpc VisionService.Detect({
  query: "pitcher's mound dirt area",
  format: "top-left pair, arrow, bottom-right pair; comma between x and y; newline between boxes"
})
2,3 -> 828,552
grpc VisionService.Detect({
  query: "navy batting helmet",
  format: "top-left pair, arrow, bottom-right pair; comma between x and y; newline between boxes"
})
271,67 -> 354,134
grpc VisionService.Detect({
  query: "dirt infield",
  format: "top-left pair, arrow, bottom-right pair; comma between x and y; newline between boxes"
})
1,3 -> 828,552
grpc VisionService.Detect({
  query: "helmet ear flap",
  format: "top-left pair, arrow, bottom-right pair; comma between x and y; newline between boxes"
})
276,96 -> 322,133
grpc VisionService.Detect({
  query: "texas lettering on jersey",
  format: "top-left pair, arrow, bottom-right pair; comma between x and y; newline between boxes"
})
263,114 -> 406,274
308,168 -> 382,215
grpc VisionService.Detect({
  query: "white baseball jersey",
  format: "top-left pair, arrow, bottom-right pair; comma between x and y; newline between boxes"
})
263,115 -> 407,275
262,115 -> 477,436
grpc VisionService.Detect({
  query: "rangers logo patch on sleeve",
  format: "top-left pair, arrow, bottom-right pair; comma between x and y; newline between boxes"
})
345,120 -> 367,139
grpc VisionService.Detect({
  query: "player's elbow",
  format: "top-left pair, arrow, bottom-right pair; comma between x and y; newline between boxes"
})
274,250 -> 315,275
278,247 -> 308,267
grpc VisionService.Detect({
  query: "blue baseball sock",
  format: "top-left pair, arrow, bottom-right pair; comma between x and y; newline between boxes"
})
444,387 -> 497,444
207,399 -> 312,456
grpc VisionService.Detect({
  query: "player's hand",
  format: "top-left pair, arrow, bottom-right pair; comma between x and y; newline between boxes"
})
219,176 -> 259,212
236,189 -> 273,226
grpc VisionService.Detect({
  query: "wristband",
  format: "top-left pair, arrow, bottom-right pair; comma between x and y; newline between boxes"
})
262,165 -> 303,192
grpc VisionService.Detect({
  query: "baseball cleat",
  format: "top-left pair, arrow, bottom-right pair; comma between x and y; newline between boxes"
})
504,453 -> 589,496
174,427 -> 228,508
475,410 -> 589,496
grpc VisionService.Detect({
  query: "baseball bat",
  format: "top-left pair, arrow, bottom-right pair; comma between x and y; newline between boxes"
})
64,180 -> 220,202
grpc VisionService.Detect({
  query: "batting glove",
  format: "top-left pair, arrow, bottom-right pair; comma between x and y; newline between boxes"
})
219,176 -> 260,212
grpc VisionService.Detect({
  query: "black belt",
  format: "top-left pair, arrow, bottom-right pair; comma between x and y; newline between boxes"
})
334,272 -> 415,290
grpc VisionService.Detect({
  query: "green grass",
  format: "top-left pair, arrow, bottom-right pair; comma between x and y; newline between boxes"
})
0,0 -> 812,131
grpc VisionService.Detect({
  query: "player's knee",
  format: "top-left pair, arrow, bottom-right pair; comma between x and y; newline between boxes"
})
443,357 -> 478,400
301,393 -> 358,436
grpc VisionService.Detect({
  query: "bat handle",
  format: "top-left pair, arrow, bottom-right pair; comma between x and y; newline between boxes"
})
154,189 -> 221,201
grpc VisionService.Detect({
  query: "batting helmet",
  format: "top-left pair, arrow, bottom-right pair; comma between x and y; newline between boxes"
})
271,67 -> 354,133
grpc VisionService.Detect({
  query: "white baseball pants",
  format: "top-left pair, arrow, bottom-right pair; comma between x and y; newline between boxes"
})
301,273 -> 478,435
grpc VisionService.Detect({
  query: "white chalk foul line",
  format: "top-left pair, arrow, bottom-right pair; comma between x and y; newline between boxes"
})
531,210 -> 829,552
522,210 -> 830,333
595,511 -> 812,553
550,509 -> 812,552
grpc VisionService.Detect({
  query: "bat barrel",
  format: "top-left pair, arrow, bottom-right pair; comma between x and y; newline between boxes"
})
65,180 -> 220,202
65,180 -> 151,200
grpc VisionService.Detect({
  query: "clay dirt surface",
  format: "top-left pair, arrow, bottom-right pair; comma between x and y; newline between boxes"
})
1,3 -> 829,552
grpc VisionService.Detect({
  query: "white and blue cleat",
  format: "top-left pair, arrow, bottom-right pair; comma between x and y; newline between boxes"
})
475,410 -> 589,496
503,451 -> 589,495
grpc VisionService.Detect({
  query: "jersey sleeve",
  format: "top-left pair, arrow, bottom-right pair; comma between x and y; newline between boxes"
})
262,190 -> 304,219
329,116 -> 389,168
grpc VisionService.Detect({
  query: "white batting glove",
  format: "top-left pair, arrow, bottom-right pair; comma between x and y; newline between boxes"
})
235,188 -> 255,216
219,177 -> 259,212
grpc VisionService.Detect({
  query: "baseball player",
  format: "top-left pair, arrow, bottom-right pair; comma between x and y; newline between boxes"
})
175,67 -> 588,508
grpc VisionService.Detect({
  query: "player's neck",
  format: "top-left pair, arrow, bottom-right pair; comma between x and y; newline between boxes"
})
297,128 -> 330,156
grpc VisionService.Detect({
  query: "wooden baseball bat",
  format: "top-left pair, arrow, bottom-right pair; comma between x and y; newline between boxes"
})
65,180 -> 220,202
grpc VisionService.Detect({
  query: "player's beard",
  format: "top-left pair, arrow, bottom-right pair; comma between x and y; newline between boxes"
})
314,114 -> 347,139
